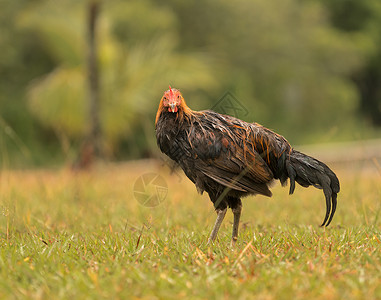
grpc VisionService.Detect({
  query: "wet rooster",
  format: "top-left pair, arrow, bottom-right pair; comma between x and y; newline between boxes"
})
155,87 -> 340,244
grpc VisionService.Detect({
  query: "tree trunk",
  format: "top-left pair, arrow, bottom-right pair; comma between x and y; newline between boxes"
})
86,0 -> 102,159
74,1 -> 102,170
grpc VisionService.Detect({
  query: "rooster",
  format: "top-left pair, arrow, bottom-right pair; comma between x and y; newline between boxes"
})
155,87 -> 340,244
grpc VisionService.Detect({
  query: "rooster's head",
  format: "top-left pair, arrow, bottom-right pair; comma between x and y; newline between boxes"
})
161,86 -> 185,113
156,86 -> 193,126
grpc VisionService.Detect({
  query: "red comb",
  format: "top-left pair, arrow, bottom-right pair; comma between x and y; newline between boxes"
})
169,85 -> 173,96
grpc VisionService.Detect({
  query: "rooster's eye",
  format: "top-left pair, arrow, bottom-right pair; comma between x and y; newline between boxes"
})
163,97 -> 167,100
177,96 -> 181,99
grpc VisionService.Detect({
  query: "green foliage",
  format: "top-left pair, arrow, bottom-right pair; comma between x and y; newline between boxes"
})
18,1 -> 85,66
0,163 -> 380,298
316,0 -> 381,126
29,68 -> 86,138
0,0 -> 381,164
22,0 -> 218,155
108,0 -> 177,44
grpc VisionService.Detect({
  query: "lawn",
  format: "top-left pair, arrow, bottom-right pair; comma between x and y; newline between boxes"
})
0,160 -> 380,299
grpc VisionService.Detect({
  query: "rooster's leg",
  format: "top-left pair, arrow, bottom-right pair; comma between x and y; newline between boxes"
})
207,208 -> 227,244
231,203 -> 242,245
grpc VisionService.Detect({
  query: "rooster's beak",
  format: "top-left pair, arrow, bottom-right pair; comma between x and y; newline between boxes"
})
170,103 -> 176,112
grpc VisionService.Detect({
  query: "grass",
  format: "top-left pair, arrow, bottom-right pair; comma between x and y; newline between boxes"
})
0,160 -> 380,299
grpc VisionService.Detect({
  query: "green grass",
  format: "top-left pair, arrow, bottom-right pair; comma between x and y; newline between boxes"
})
0,161 -> 380,299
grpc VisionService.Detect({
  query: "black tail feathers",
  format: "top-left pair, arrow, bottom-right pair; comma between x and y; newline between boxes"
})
285,150 -> 340,227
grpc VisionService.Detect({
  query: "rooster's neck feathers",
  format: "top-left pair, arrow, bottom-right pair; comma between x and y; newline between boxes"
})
155,97 -> 194,127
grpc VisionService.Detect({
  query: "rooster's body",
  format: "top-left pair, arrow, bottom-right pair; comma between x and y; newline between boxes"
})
155,87 -> 340,244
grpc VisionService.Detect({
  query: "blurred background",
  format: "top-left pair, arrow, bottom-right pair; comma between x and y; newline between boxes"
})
1,0 -> 381,169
